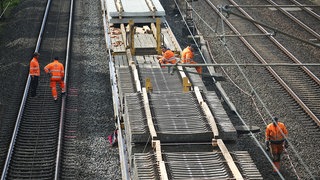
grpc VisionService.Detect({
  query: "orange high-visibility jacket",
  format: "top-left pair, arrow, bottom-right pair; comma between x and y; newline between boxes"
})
161,49 -> 176,64
29,57 -> 40,76
265,122 -> 288,144
44,60 -> 64,80
181,46 -> 194,63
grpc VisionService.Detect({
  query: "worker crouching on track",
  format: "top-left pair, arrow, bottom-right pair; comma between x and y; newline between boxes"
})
265,117 -> 289,173
44,57 -> 66,101
181,44 -> 202,75
157,46 -> 177,74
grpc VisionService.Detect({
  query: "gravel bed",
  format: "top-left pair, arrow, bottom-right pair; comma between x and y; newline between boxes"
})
0,0 -> 120,179
69,0 -> 120,179
179,0 -> 320,179
1,0 -> 319,179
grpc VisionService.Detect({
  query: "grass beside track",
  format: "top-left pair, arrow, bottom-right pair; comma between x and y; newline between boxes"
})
0,0 -> 19,34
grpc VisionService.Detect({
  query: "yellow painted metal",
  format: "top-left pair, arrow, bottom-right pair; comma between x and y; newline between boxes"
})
146,77 -> 153,92
182,77 -> 191,92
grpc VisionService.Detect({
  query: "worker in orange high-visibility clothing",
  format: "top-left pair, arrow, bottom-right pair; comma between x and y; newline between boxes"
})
44,57 -> 65,101
265,117 -> 288,173
181,44 -> 202,74
29,52 -> 40,97
157,46 -> 177,73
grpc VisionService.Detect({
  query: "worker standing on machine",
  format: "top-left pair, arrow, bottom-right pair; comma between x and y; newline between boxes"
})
44,57 -> 66,101
181,44 -> 202,74
29,52 -> 40,97
265,117 -> 289,173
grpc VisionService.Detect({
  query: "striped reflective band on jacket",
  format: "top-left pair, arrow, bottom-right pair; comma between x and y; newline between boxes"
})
51,75 -> 62,79
44,68 -> 64,73
48,69 -> 64,73
182,58 -> 192,63
164,56 -> 176,62
29,67 -> 39,76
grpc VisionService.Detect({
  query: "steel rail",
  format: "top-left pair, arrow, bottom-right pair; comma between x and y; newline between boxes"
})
217,1 -> 318,178
221,6 -> 320,48
160,63 -> 320,67
228,0 -> 320,125
266,0 -> 320,40
226,5 -> 320,8
207,1 -> 318,178
0,0 -> 53,179
54,0 -> 74,179
288,0 -> 320,21
204,4 -> 286,179
227,0 -> 320,85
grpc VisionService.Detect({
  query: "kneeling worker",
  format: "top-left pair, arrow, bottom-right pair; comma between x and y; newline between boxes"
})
157,46 -> 177,73
44,57 -> 66,101
265,117 -> 289,173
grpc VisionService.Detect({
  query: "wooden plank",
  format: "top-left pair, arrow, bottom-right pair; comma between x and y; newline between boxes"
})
153,140 -> 169,180
142,88 -> 157,139
194,86 -> 219,138
151,23 -> 157,40
134,34 -> 156,48
162,29 -> 176,51
136,56 -> 146,64
217,139 -> 243,180
120,24 -> 127,47
127,49 -> 141,92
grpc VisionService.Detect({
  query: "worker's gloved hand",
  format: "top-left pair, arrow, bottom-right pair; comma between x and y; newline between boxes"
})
284,139 -> 289,148
265,141 -> 270,151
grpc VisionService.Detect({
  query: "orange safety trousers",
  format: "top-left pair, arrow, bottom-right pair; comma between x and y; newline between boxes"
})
189,61 -> 202,74
50,78 -> 65,100
270,143 -> 284,172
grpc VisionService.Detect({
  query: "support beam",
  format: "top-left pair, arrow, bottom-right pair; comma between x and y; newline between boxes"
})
218,139 -> 243,180
142,88 -> 157,140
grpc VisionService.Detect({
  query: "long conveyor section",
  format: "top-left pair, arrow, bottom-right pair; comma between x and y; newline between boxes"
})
103,0 -> 262,179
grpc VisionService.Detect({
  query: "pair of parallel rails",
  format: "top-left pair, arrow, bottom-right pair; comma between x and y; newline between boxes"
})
1,0 -> 74,179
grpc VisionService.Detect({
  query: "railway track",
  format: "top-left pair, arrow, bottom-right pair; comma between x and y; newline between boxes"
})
1,0 -> 319,179
0,0 -> 74,179
188,0 -> 320,178
207,0 -> 320,128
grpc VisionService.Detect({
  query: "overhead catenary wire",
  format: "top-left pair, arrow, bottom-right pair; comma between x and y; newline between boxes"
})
176,0 -> 316,179
160,63 -> 320,67
173,0 -> 285,179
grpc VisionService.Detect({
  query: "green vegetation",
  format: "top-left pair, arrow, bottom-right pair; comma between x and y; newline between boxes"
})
1,0 -> 20,18
0,0 -> 19,33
